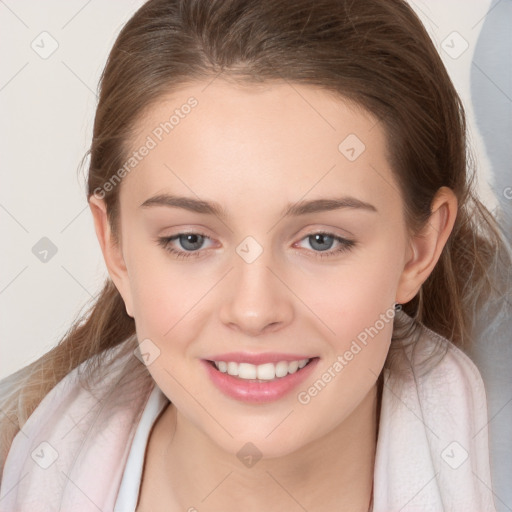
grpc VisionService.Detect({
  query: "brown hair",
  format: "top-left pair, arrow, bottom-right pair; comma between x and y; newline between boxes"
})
1,0 -> 510,472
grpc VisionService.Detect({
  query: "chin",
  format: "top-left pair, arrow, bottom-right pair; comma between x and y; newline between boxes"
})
202,418 -> 312,462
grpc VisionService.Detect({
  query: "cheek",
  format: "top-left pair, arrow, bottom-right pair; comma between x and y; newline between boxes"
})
289,241 -> 402,401
295,243 -> 402,339
130,271 -> 176,335
126,237 -> 209,334
291,257 -> 399,434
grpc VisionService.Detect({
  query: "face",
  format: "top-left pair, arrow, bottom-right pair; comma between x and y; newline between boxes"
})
92,79 -> 417,458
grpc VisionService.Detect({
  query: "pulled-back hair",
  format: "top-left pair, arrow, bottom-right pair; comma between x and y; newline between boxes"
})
2,0 -> 510,474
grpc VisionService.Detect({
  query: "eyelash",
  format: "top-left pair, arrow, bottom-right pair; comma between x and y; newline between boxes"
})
156,230 -> 356,260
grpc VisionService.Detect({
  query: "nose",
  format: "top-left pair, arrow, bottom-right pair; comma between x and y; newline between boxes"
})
218,246 -> 294,337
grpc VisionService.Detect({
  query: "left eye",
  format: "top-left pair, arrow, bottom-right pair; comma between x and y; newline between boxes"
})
157,231 -> 355,260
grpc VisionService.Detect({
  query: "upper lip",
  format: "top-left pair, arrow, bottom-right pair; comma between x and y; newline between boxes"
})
204,352 -> 317,365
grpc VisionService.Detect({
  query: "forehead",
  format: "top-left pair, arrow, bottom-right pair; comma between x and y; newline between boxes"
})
119,79 -> 399,217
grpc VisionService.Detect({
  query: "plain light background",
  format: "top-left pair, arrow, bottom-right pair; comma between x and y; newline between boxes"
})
1,0 -> 511,509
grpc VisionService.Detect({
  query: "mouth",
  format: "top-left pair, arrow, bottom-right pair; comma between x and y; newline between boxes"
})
205,357 -> 319,383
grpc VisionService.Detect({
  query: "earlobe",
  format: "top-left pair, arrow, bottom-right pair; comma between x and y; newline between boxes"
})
88,195 -> 134,318
395,187 -> 458,305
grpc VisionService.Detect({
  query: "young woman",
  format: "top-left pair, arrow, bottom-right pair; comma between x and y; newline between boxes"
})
1,0 -> 509,510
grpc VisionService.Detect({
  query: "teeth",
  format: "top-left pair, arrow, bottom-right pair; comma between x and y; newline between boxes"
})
256,362 -> 274,380
288,361 -> 299,374
227,362 -> 238,376
213,358 -> 310,381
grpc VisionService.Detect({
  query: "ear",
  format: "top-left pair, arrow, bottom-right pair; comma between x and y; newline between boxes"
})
88,194 -> 134,318
395,187 -> 458,304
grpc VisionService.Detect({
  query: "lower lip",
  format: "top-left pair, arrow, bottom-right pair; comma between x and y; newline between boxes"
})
201,358 -> 320,404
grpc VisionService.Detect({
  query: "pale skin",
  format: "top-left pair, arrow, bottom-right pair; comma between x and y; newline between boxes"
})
89,79 -> 457,511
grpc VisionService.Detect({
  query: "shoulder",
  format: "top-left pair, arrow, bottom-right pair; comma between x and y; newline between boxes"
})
403,324 -> 489,415
385,322 -> 491,438
375,323 -> 496,510
0,339 -> 156,511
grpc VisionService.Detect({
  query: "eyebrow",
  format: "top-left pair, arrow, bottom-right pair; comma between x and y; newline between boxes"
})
139,193 -> 378,218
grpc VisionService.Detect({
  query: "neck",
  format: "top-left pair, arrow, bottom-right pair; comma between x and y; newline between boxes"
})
151,380 -> 380,512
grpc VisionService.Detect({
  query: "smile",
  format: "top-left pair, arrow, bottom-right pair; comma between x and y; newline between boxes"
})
210,358 -> 311,381
202,357 -> 320,403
